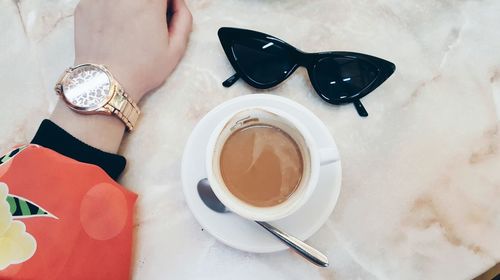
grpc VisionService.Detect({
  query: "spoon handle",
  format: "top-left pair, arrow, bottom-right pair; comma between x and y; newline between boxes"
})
255,221 -> 329,267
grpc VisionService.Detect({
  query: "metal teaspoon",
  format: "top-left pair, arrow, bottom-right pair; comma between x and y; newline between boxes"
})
196,178 -> 329,267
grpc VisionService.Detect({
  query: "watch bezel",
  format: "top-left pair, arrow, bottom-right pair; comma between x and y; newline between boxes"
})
56,63 -> 115,113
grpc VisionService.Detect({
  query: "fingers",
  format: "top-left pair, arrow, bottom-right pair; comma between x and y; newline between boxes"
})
167,0 -> 193,56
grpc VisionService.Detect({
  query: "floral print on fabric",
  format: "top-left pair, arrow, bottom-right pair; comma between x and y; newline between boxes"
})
0,183 -> 36,270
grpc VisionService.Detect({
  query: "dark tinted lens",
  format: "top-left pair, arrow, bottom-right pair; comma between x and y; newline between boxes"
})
313,57 -> 378,101
232,38 -> 295,86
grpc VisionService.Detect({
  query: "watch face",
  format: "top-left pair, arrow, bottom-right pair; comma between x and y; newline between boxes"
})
62,64 -> 111,110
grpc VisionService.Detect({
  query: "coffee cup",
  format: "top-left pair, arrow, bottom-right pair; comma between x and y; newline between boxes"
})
206,107 -> 338,222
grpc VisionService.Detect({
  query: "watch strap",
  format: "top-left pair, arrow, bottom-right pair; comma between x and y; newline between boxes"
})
107,87 -> 140,131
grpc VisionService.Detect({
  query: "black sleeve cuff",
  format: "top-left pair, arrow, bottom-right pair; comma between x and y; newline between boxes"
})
31,119 -> 126,180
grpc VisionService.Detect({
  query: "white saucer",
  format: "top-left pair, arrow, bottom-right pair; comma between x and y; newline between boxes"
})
181,94 -> 342,253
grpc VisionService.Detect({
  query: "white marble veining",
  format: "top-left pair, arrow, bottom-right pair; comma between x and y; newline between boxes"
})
1,0 -> 499,279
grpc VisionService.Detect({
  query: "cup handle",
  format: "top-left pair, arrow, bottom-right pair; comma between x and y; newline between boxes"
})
319,147 -> 339,166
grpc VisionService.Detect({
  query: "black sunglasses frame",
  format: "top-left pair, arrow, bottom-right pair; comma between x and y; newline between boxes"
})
218,27 -> 396,117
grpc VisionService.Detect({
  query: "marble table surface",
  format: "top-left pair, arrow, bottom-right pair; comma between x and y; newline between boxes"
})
1,0 -> 499,279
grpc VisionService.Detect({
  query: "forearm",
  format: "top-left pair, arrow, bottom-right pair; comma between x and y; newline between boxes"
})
50,100 -> 125,153
48,0 -> 191,154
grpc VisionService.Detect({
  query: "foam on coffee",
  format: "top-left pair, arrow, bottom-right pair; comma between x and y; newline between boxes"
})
219,124 -> 303,207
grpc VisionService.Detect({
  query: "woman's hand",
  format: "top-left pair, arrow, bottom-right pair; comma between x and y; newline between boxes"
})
74,0 -> 192,102
51,0 -> 192,153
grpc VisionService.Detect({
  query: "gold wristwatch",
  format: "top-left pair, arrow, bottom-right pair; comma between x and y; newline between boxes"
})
55,63 -> 140,131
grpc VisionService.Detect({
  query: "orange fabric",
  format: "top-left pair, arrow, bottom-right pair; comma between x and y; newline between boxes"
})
0,145 -> 137,280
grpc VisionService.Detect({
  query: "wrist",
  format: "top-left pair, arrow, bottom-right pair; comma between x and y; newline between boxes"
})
50,101 -> 125,153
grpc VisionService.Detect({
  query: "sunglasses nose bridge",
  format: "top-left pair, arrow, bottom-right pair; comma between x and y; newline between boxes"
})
294,51 -> 312,68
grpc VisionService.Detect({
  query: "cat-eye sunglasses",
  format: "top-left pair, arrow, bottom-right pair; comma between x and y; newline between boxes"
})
218,27 -> 396,117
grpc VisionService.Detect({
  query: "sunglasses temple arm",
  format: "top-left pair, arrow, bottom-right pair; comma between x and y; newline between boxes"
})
222,73 -> 240,87
353,99 -> 369,117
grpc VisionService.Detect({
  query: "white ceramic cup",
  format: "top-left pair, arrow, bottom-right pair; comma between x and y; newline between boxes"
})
206,106 -> 339,222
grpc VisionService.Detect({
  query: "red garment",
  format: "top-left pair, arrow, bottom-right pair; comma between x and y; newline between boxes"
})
0,145 -> 137,280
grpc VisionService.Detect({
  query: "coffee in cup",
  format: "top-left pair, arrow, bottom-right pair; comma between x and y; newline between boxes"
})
206,107 -> 338,221
219,123 -> 304,207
